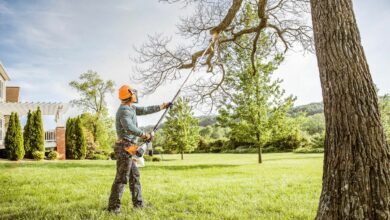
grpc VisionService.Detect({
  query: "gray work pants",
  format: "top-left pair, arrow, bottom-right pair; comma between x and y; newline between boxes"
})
108,145 -> 143,209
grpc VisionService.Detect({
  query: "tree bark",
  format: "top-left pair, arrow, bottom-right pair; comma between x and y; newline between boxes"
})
311,0 -> 390,219
181,151 -> 183,160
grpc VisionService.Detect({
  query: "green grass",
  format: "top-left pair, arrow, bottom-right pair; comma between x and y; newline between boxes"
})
0,153 -> 323,219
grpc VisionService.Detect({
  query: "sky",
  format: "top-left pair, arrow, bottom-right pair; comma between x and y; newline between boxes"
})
0,0 -> 389,127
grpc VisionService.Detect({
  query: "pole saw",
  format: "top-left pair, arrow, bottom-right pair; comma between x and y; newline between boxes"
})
133,35 -> 217,167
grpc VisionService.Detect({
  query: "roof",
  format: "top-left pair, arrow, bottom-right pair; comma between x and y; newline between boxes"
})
0,62 -> 11,81
0,102 -> 70,122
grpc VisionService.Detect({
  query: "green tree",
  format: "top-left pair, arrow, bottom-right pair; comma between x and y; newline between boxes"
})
65,118 -> 76,159
30,108 -> 44,153
5,112 -> 24,160
301,113 -> 325,135
218,40 -> 295,163
79,112 -> 115,152
69,71 -> 115,149
66,117 -> 87,160
163,98 -> 200,160
23,110 -> 33,158
74,117 -> 87,159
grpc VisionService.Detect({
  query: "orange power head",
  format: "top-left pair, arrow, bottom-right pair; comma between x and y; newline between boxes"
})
118,85 -> 138,103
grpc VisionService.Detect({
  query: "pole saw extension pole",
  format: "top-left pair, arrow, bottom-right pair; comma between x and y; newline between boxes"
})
152,36 -> 216,133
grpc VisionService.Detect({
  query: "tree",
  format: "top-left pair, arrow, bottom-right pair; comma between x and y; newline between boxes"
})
74,117 -> 87,159
23,110 -> 33,158
30,108 -> 44,154
163,98 -> 200,160
301,113 -> 325,136
134,0 -> 311,100
79,112 -> 116,152
218,50 -> 294,163
134,0 -> 390,218
65,117 -> 87,160
69,70 -> 115,147
311,0 -> 390,218
65,118 -> 76,159
5,112 -> 24,160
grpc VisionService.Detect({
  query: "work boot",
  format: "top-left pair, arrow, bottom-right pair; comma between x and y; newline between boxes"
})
107,207 -> 121,214
133,204 -> 144,209
133,202 -> 144,209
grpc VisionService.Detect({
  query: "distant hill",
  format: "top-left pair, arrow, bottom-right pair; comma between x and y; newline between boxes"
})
140,103 -> 325,130
289,102 -> 324,117
198,115 -> 217,127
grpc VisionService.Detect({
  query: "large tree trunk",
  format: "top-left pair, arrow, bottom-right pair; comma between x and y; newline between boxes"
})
311,0 -> 390,219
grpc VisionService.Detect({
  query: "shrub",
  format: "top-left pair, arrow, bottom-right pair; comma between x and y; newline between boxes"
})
293,147 -> 324,153
262,146 -> 279,153
142,155 -> 161,162
4,112 -> 24,160
47,151 -> 58,160
152,156 -> 161,162
197,138 -> 230,153
88,150 -> 110,160
144,155 -> 152,161
154,147 -> 164,154
91,154 -> 109,160
265,131 -> 310,151
310,133 -> 325,149
223,146 -> 258,153
32,151 -> 45,160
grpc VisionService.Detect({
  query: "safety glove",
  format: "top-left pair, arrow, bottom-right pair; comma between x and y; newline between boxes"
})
141,132 -> 154,141
160,102 -> 173,110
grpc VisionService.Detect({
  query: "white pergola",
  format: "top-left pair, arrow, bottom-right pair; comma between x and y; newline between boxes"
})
0,102 -> 69,125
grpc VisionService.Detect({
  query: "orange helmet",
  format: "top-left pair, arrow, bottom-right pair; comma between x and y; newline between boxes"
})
118,85 -> 138,103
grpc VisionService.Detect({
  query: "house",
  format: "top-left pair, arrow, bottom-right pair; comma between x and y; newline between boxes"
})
0,62 -> 68,159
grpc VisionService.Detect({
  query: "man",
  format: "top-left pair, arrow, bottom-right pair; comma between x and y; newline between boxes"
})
107,85 -> 171,213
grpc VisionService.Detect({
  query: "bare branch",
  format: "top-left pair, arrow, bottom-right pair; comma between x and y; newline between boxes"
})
134,0 -> 313,107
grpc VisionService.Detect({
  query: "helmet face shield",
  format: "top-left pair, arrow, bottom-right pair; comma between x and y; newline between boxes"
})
129,89 -> 138,103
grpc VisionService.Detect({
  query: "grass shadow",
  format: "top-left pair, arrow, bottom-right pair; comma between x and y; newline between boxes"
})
0,161 -> 239,171
0,161 -> 115,170
147,164 -> 240,171
161,159 -> 177,162
264,155 -> 323,162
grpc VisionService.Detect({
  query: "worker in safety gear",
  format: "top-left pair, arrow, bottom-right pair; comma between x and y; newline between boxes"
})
107,85 -> 171,213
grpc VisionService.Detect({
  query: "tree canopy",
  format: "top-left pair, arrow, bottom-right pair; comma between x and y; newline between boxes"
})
163,98 -> 200,160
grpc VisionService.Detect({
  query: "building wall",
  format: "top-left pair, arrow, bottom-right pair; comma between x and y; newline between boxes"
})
6,87 -> 20,103
0,77 -> 5,103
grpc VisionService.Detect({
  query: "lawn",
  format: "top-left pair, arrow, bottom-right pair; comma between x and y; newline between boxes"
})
0,153 -> 323,220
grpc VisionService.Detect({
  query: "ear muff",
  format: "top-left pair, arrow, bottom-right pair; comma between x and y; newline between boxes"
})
129,89 -> 138,103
